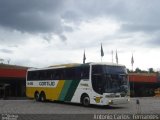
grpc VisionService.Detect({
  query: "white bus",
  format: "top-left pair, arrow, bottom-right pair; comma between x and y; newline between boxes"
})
26,62 -> 130,106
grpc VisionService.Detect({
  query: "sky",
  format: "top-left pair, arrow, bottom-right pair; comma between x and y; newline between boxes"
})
0,0 -> 160,71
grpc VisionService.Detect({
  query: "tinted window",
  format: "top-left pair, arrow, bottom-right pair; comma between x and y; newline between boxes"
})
27,71 -> 39,80
81,66 -> 89,79
27,65 -> 90,81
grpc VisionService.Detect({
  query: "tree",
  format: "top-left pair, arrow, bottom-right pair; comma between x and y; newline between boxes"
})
127,69 -> 130,73
148,68 -> 154,73
135,68 -> 141,73
0,58 -> 4,64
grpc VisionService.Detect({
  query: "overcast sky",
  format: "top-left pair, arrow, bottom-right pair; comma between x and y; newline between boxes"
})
0,0 -> 160,71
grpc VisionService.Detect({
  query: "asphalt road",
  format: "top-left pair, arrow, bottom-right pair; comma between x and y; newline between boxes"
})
0,97 -> 160,120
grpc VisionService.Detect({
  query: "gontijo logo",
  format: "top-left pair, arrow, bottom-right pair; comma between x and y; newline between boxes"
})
39,81 -> 55,86
27,80 -> 58,88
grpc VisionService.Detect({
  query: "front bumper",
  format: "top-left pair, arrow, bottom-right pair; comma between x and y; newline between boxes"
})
106,97 -> 130,105
93,96 -> 130,105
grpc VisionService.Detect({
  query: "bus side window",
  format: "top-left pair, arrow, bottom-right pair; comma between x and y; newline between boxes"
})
45,70 -> 53,80
65,68 -> 74,80
33,71 -> 39,80
39,71 -> 44,80
75,67 -> 81,80
59,69 -> 64,80
81,66 -> 89,79
28,71 -> 33,80
54,71 -> 60,80
50,69 -> 62,80
50,70 -> 55,80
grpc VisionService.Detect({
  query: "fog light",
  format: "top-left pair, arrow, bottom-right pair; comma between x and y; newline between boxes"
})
108,100 -> 113,104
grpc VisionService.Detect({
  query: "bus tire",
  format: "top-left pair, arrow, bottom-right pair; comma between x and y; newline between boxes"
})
81,94 -> 90,107
34,91 -> 40,102
40,92 -> 46,102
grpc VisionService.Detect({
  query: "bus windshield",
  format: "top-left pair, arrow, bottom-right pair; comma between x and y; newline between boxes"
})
92,65 -> 129,95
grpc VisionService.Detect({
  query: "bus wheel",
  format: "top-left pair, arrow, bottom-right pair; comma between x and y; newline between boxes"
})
34,92 -> 40,101
40,92 -> 46,102
81,95 -> 90,107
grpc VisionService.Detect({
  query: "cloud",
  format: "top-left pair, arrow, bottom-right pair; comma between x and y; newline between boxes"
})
68,0 -> 160,34
0,0 -> 64,33
0,27 -> 33,45
59,34 -> 67,41
0,48 -> 13,54
0,0 -> 160,69
121,23 -> 160,33
42,34 -> 53,42
0,0 -> 70,42
0,0 -> 160,43
144,32 -> 160,47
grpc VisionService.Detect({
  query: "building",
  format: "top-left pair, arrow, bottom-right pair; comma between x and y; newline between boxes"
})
129,73 -> 160,96
0,64 -> 27,99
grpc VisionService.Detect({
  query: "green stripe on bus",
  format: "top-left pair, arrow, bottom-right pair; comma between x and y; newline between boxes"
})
58,80 -> 72,101
64,80 -> 80,101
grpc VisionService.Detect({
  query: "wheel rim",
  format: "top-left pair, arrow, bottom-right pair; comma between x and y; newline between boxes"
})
40,93 -> 46,102
83,97 -> 90,106
35,93 -> 39,101
41,96 -> 44,101
41,95 -> 44,102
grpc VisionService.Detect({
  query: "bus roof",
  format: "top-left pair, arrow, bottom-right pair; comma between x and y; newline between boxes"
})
89,62 -> 125,67
28,62 -> 125,71
49,63 -> 81,67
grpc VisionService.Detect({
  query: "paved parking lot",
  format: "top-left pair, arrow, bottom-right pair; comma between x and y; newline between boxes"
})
0,97 -> 160,114
0,97 -> 160,120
